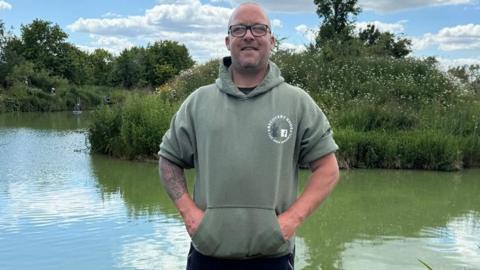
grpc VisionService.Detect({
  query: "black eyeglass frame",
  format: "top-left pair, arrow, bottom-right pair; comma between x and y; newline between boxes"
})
228,24 -> 271,38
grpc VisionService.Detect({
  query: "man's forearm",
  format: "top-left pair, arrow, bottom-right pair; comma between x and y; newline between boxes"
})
159,156 -> 188,201
287,153 -> 339,223
159,157 -> 204,235
278,153 -> 339,240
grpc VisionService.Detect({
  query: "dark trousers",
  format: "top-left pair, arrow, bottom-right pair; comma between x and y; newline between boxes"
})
186,244 -> 295,270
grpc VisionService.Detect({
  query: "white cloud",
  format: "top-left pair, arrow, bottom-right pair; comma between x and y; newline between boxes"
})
76,35 -> 136,55
271,19 -> 282,28
437,57 -> 480,70
360,0 -> 475,12
229,0 -> 475,13
0,0 -> 12,10
295,24 -> 317,42
101,12 -> 123,18
68,0 -> 232,62
68,16 -> 153,37
355,21 -> 405,34
413,24 -> 480,52
295,24 -> 308,33
279,42 -> 306,53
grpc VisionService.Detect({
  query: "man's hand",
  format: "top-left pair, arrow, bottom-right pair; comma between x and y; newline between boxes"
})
276,153 -> 339,241
277,210 -> 302,241
182,205 -> 205,236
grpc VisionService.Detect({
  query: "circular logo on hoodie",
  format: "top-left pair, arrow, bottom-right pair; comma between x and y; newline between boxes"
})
267,115 -> 293,144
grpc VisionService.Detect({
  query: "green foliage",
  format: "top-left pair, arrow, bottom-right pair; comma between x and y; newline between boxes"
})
20,19 -> 71,78
336,129 -> 463,171
314,0 -> 360,43
88,49 -> 114,86
335,102 -> 419,132
89,94 -> 179,160
313,0 -> 411,59
0,82 -> 125,112
358,24 -> 412,58
157,59 -> 218,101
144,40 -> 194,86
448,64 -> 480,94
119,95 -> 178,159
1,18 -> 195,99
89,105 -> 123,156
111,47 -> 147,89
272,50 -> 455,111
110,41 -> 195,89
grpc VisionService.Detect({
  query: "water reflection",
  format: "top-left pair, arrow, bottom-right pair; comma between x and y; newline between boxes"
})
0,112 -> 91,131
340,212 -> 480,270
116,220 -> 190,270
1,112 -> 479,270
90,155 -> 181,217
296,169 -> 480,269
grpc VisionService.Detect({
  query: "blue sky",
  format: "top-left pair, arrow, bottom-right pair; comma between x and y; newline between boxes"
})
1,0 -> 479,68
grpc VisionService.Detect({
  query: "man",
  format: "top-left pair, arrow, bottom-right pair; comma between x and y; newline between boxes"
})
158,3 -> 339,269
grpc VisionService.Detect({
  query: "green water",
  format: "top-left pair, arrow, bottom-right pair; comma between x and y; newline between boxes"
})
0,112 -> 479,270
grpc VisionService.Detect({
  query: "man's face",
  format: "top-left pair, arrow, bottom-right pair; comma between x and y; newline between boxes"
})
225,5 -> 275,71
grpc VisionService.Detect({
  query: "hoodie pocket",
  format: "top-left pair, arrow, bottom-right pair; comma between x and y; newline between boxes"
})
191,207 -> 288,259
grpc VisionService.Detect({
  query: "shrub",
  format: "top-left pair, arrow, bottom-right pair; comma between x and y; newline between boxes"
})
157,59 -> 218,101
335,101 -> 419,132
119,95 -> 178,159
88,94 -> 179,160
335,129 -> 463,171
89,105 -> 122,156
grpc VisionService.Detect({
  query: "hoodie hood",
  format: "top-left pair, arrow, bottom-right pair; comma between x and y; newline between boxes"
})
215,57 -> 285,99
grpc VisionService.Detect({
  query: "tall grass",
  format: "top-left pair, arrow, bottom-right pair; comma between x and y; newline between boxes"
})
89,94 -> 178,160
89,51 -> 480,170
335,129 -> 464,171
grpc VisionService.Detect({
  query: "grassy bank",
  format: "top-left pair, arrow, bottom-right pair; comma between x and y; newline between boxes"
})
88,52 -> 480,171
0,84 -> 132,113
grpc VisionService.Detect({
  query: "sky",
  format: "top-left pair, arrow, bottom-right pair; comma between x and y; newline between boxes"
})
1,0 -> 480,69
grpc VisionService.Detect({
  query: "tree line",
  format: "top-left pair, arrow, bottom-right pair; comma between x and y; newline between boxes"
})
0,19 -> 194,92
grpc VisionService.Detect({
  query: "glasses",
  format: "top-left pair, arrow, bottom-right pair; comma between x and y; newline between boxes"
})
228,24 -> 270,38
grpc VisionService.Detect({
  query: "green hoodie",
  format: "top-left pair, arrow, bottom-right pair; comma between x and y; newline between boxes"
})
159,57 -> 338,259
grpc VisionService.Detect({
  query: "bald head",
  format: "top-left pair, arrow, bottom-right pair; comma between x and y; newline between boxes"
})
228,2 -> 271,29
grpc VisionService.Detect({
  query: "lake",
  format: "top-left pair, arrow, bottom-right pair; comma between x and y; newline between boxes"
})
0,112 -> 479,270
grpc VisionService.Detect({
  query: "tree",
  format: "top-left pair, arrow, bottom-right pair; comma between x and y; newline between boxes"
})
60,43 -> 92,85
111,47 -> 147,88
0,20 -> 9,87
20,19 -> 69,77
144,40 -> 194,86
0,21 -> 25,88
88,49 -> 113,85
358,24 -> 411,58
314,0 -> 361,45
312,1 -> 412,59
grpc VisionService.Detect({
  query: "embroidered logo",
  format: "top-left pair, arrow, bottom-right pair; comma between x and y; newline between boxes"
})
267,115 -> 293,144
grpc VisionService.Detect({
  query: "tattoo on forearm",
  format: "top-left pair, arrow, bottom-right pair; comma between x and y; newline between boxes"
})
159,157 -> 187,201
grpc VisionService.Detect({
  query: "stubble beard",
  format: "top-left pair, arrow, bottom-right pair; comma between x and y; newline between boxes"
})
234,51 -> 270,74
